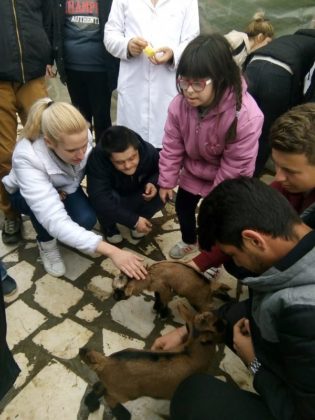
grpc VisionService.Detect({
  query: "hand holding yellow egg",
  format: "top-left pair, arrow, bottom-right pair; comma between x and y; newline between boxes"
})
143,45 -> 156,57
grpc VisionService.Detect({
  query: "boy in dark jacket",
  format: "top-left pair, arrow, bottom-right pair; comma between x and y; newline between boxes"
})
87,126 -> 163,243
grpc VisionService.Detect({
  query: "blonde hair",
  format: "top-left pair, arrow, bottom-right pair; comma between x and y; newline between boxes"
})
20,98 -> 88,143
245,11 -> 274,39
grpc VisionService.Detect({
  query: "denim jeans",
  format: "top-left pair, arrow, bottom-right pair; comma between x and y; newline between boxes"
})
9,187 -> 97,242
0,261 -> 7,282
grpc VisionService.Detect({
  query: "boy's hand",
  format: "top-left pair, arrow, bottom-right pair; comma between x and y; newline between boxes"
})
143,183 -> 157,201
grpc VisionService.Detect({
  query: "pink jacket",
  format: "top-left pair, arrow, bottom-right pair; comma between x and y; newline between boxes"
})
158,81 -> 263,197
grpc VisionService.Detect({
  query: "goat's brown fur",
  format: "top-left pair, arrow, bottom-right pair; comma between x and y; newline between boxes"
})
113,261 -> 231,317
80,303 -> 225,413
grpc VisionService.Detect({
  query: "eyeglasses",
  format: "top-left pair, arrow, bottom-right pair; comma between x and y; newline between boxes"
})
177,77 -> 212,92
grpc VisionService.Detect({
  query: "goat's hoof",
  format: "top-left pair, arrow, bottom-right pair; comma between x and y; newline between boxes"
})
84,391 -> 101,412
158,307 -> 170,320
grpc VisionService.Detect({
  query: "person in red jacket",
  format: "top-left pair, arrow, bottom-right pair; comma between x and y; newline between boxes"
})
188,102 -> 315,276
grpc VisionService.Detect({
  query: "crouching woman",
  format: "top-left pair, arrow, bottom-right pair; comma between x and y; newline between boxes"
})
2,98 -> 146,280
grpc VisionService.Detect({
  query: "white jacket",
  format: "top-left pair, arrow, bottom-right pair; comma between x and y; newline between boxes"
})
2,135 -> 102,254
104,0 -> 199,148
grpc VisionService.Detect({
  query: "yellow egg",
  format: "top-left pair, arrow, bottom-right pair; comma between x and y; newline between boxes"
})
143,46 -> 156,57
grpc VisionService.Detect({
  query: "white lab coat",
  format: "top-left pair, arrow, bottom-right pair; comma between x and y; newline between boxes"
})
104,0 -> 200,148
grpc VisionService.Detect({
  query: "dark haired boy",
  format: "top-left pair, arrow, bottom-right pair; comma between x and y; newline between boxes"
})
86,126 -> 163,243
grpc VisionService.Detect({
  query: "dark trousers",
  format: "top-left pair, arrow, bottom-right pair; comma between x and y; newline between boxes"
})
98,190 -> 163,232
175,187 -> 201,244
171,373 -> 275,420
9,187 -> 96,242
66,69 -> 113,142
245,61 -> 299,176
0,261 -> 20,400
171,299 -> 275,420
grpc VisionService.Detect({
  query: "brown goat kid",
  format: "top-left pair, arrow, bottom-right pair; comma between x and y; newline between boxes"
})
112,261 -> 231,318
80,303 -> 225,420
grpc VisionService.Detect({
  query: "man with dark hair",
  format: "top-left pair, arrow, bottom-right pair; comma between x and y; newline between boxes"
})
86,126 -> 163,243
153,177 -> 315,420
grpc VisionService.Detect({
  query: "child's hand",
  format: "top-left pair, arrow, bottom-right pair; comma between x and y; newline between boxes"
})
136,216 -> 152,233
159,187 -> 174,203
142,183 -> 157,201
127,37 -> 148,57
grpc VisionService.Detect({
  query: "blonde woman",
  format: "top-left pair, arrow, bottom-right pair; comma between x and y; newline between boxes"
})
2,98 -> 146,280
225,11 -> 274,68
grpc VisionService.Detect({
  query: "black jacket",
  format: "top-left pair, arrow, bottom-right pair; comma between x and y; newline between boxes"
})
86,135 -> 160,228
0,0 -> 53,83
52,0 -> 119,87
245,29 -> 315,103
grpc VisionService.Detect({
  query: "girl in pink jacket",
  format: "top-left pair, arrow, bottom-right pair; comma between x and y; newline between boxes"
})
158,33 -> 263,259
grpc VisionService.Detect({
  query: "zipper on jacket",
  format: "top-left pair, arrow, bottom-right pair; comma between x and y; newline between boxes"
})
11,0 -> 25,83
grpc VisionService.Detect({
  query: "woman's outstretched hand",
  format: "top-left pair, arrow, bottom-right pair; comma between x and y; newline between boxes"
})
97,240 -> 147,280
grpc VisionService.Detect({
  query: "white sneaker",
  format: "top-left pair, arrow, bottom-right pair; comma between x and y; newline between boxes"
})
37,239 -> 66,277
169,240 -> 197,259
106,233 -> 123,244
131,229 -> 145,239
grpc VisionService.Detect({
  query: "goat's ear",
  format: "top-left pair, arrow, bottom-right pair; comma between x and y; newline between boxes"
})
177,302 -> 194,323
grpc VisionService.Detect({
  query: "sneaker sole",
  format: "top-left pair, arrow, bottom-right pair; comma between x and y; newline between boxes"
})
106,237 -> 123,244
3,287 -> 18,297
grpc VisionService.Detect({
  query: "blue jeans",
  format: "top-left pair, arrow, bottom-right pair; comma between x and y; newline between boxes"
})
9,187 -> 97,242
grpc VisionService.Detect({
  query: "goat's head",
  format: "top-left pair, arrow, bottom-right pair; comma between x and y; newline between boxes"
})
192,311 -> 226,344
177,302 -> 226,345
112,273 -> 130,300
79,347 -> 106,372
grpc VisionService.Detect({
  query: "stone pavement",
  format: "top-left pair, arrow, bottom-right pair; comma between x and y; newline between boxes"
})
0,196 -> 258,420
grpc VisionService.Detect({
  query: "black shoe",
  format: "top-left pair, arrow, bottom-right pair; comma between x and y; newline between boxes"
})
2,217 -> 22,244
2,275 -> 17,296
